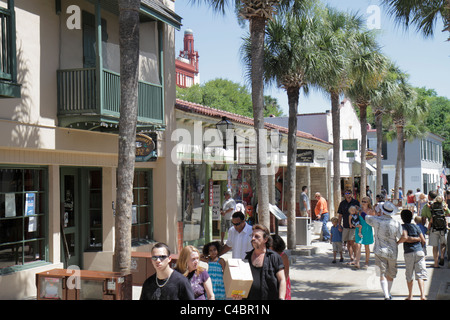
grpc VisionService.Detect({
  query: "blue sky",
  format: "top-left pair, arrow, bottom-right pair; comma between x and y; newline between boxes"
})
174,0 -> 450,116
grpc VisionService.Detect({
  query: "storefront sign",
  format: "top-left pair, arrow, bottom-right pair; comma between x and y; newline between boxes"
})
296,149 -> 314,163
343,139 -> 358,151
212,171 -> 228,181
135,133 -> 157,162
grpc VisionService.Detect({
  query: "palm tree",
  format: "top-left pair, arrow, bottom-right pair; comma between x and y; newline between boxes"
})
189,0 -> 307,228
370,62 -> 404,195
381,0 -> 450,40
384,77 -> 429,202
114,0 -> 140,274
241,3 -> 321,248
313,7 -> 368,214
345,32 -> 386,201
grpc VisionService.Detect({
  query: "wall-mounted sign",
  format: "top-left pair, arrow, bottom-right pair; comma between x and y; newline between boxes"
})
343,139 -> 358,151
296,149 -> 314,163
136,132 -> 157,162
212,171 -> 228,181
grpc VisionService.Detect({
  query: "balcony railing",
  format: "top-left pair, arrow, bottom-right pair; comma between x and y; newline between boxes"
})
57,68 -> 164,128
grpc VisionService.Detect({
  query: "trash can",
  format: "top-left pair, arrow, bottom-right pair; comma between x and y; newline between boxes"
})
296,217 -> 311,246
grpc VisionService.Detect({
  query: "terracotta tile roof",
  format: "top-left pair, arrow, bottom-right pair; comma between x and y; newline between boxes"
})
175,99 -> 331,145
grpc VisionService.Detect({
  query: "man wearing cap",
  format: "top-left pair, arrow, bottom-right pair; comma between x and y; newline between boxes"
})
365,201 -> 403,300
220,190 -> 236,245
337,190 -> 360,262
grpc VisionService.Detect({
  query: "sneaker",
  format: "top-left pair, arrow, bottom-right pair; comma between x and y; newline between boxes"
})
339,258 -> 344,262
332,260 -> 336,264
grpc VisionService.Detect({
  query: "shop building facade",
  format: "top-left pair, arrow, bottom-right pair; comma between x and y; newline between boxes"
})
174,99 -> 332,246
0,0 -> 181,299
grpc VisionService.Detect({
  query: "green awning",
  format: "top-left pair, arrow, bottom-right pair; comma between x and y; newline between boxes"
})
140,0 -> 182,30
85,0 -> 182,30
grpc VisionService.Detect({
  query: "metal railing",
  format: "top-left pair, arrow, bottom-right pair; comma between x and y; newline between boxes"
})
57,68 -> 164,125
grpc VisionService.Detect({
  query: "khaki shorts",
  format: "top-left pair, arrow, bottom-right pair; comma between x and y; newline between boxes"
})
332,242 -> 343,253
221,218 -> 231,233
404,251 -> 427,281
375,254 -> 398,279
429,230 -> 447,247
342,228 -> 355,242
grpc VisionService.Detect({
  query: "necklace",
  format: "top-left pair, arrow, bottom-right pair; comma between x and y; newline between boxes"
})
155,271 -> 172,288
252,251 -> 265,268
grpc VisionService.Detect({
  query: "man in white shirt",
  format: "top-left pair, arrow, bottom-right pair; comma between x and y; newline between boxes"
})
220,190 -> 236,244
220,211 -> 253,260
365,201 -> 403,300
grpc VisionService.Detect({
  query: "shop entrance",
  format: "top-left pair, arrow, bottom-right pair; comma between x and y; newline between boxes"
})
60,167 -> 81,268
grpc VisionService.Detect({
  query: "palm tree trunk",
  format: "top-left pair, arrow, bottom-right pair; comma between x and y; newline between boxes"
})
375,110 -> 383,195
401,133 -> 406,202
331,91 -> 341,215
394,124 -> 403,202
286,86 -> 299,249
250,16 -> 270,228
114,0 -> 140,274
359,104 -> 368,200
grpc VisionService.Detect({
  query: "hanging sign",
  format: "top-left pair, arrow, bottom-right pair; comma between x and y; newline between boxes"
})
136,132 -> 157,162
296,149 -> 314,163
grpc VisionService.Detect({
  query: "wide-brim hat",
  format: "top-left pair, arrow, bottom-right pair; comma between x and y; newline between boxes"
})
380,201 -> 398,216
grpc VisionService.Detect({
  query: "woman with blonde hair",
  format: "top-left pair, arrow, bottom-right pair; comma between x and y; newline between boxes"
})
353,196 -> 375,269
176,245 -> 215,300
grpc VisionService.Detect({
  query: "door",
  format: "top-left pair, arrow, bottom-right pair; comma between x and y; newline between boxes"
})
61,168 -> 81,268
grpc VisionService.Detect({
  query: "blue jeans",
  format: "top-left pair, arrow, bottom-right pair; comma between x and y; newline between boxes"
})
320,212 -> 330,240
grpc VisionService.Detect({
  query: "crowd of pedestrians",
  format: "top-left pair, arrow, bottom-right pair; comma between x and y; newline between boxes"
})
140,185 -> 449,300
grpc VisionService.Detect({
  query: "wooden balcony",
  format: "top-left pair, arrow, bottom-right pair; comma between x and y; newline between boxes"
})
57,68 -> 164,130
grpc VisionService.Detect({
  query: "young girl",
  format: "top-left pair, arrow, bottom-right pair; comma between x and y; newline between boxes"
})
202,242 -> 226,300
270,234 -> 291,300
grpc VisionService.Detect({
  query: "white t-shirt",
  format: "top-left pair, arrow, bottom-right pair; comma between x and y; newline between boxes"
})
222,198 -> 236,220
226,223 -> 253,260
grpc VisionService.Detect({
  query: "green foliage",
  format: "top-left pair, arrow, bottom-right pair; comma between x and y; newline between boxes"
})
417,87 -> 450,165
176,78 -> 284,117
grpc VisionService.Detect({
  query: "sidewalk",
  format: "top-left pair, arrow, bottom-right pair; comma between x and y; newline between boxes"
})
283,215 -> 450,300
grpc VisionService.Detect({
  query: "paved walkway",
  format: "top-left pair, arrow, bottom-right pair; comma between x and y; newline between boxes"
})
283,216 -> 450,300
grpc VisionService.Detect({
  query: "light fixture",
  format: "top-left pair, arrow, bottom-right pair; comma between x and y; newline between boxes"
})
215,116 -> 234,149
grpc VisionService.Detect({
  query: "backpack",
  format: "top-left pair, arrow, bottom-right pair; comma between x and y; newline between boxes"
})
430,202 -> 447,231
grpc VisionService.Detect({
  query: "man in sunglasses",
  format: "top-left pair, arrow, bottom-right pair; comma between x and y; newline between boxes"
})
337,190 -> 360,263
140,242 -> 194,300
220,211 -> 253,259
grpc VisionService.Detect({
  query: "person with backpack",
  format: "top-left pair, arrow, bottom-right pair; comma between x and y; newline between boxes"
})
421,191 -> 450,268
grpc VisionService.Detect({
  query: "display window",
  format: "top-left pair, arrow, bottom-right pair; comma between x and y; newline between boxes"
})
0,168 -> 47,273
131,170 -> 153,245
229,166 -> 257,223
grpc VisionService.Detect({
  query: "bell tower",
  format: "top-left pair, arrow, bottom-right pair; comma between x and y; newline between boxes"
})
176,29 -> 200,88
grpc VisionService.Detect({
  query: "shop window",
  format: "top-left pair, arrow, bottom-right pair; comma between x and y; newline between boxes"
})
131,170 -> 153,245
181,164 -> 206,242
0,168 -> 47,273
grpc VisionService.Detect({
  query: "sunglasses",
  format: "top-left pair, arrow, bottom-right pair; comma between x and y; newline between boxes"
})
361,201 -> 368,203
151,255 -> 168,261
232,221 -> 243,226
